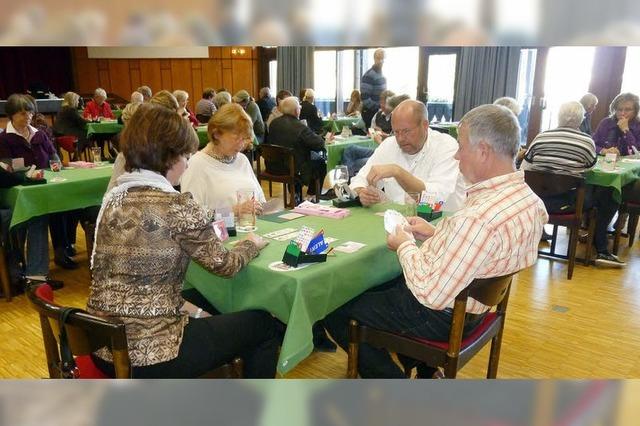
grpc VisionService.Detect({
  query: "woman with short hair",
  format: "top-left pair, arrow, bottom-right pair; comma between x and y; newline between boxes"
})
173,89 -> 198,126
592,92 -> 640,156
181,103 -> 266,215
88,102 -> 280,378
83,88 -> 114,120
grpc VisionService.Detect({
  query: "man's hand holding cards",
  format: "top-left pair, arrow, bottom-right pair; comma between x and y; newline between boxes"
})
384,209 -> 416,251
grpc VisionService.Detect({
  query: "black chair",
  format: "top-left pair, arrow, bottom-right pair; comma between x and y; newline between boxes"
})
524,170 -> 596,279
347,274 -> 515,379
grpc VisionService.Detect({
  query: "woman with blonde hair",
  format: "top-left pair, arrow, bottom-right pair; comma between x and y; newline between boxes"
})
345,89 -> 362,117
173,89 -> 198,126
181,103 -> 266,215
54,91 -> 89,151
89,102 -> 279,378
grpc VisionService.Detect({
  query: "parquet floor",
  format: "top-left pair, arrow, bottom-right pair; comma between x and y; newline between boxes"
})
2,181 -> 640,380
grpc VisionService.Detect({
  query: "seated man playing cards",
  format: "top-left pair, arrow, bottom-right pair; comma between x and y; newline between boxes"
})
325,104 -> 548,378
349,99 -> 466,212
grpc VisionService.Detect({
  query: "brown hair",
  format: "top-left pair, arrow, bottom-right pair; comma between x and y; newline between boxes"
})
149,90 -> 179,112
207,103 -> 253,146
121,103 -> 198,175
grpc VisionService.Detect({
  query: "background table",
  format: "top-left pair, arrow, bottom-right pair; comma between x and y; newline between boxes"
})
322,117 -> 360,133
0,165 -> 113,229
429,122 -> 458,139
585,158 -> 640,203
326,135 -> 376,171
86,122 -> 124,138
184,206 -> 405,374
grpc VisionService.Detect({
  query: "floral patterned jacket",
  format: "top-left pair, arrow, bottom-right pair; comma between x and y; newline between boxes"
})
87,188 -> 259,366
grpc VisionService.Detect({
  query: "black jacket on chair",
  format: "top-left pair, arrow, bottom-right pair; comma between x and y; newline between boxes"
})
266,114 -> 325,176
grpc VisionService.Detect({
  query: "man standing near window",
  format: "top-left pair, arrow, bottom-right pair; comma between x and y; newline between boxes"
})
360,49 -> 387,130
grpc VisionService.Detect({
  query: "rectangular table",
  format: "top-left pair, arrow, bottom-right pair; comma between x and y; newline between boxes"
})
585,157 -> 640,203
326,135 -> 376,171
184,205 -> 405,374
0,165 -> 113,229
86,122 -> 124,138
322,117 -> 360,133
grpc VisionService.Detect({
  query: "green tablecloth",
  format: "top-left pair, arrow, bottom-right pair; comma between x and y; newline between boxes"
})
86,122 -> 124,138
326,136 -> 377,171
112,109 -> 122,119
322,117 -> 360,133
585,158 -> 640,203
429,122 -> 458,139
184,206 -> 405,374
0,165 -> 113,229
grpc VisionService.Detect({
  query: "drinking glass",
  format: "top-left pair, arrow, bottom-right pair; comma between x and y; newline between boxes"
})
236,189 -> 257,232
330,165 -> 349,187
49,159 -> 66,182
402,191 -> 421,217
91,147 -> 102,163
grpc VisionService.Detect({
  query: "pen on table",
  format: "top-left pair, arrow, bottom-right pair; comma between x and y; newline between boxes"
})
326,247 -> 335,256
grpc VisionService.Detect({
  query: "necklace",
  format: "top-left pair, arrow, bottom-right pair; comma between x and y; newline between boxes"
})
205,144 -> 236,164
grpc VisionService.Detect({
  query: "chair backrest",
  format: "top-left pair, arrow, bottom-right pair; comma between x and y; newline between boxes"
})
27,283 -> 132,378
463,274 -> 514,307
256,144 -> 296,178
54,136 -> 78,165
524,169 -> 586,217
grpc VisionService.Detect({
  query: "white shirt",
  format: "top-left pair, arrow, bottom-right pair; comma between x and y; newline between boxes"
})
180,151 -> 266,212
350,129 -> 466,212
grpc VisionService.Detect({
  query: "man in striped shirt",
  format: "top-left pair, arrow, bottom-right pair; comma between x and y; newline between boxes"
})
522,101 -> 624,267
324,104 -> 548,378
360,49 -> 387,132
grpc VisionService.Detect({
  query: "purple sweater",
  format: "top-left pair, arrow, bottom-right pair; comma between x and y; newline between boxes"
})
0,128 -> 57,169
592,117 -> 640,155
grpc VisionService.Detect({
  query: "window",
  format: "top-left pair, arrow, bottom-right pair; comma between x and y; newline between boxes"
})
313,50 -> 337,116
622,47 -> 640,95
363,47 -> 419,99
515,48 -> 537,144
541,47 -> 596,130
269,60 -> 277,94
425,53 -> 456,122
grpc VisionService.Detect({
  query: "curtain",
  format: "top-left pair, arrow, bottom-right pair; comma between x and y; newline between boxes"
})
276,47 -> 314,98
453,47 -> 521,121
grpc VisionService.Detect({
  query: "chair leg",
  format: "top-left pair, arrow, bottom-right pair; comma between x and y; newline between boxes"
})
288,181 -> 296,209
585,210 -> 597,265
566,225 -> 578,280
269,181 -> 273,197
612,209 -> 627,255
628,213 -> 639,248
346,320 -> 359,378
0,246 -> 11,302
487,333 -> 504,379
549,225 -> 559,255
443,357 -> 458,379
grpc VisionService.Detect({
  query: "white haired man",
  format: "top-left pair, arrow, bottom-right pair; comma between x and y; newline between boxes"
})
325,104 -> 548,378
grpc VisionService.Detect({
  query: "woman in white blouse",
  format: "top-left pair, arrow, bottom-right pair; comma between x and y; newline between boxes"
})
181,103 -> 265,215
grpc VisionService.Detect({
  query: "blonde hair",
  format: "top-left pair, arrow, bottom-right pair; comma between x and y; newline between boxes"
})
215,91 -> 232,108
61,91 -> 80,109
172,90 -> 189,103
207,103 -> 253,146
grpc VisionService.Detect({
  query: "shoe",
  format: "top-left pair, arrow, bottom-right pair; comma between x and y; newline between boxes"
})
64,245 -> 77,257
594,252 -> 627,268
21,276 -> 64,291
54,255 -> 79,270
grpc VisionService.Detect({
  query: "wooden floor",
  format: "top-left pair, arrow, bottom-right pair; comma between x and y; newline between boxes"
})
2,181 -> 640,379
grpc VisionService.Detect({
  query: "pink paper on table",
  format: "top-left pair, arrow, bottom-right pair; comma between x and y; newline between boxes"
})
292,201 -> 351,219
68,161 -> 97,168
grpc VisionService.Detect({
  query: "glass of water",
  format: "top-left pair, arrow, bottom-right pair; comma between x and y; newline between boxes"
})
49,159 -> 66,182
330,165 -> 349,187
236,189 -> 257,232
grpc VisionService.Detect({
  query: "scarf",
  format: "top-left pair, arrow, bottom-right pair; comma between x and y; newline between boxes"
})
91,169 -> 177,268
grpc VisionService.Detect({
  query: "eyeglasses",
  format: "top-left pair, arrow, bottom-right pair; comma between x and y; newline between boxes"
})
616,107 -> 635,113
392,125 -> 418,138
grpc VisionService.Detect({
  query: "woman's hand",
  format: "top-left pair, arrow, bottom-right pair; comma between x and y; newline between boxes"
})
180,301 -> 212,319
618,117 -> 630,133
245,233 -> 269,250
405,216 -> 436,241
601,147 -> 621,156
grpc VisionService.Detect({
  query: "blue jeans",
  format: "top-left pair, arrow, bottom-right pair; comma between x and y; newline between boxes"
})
324,276 -> 484,378
341,145 -> 374,177
24,215 -> 50,277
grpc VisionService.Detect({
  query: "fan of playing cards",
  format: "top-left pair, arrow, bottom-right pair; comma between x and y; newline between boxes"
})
383,209 -> 415,241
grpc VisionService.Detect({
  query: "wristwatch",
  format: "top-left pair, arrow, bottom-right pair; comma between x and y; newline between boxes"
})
194,308 -> 203,319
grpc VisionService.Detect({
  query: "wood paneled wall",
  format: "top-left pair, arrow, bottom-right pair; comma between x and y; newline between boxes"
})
71,47 -> 260,108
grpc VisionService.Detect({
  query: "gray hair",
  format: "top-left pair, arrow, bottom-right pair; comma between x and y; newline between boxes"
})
130,91 -> 144,104
172,90 -> 189,103
459,104 -> 521,159
259,87 -> 271,99
387,94 -> 411,111
94,88 -> 107,99
493,97 -> 521,117
609,92 -> 640,119
557,101 -> 585,128
281,96 -> 300,116
303,89 -> 315,102
379,89 -> 395,103
579,93 -> 598,109
136,85 -> 152,100
215,91 -> 232,108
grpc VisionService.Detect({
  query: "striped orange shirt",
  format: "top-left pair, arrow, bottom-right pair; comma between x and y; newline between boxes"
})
397,170 -> 548,314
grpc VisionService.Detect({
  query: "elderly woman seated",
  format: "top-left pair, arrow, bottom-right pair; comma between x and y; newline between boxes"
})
88,102 -> 280,378
173,89 -> 199,126
83,88 -> 114,120
181,103 -> 266,216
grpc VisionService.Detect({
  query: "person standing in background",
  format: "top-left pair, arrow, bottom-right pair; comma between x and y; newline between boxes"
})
360,49 -> 387,130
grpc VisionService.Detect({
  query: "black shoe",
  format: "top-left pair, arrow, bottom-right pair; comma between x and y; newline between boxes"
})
21,276 -> 64,291
54,255 -> 78,270
64,245 -> 77,257
595,252 -> 626,268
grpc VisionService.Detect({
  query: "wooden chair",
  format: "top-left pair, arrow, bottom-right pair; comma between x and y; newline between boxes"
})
54,135 -> 79,164
256,144 -> 298,209
347,274 -> 515,379
28,283 -> 243,379
0,209 -> 16,302
524,170 -> 596,279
